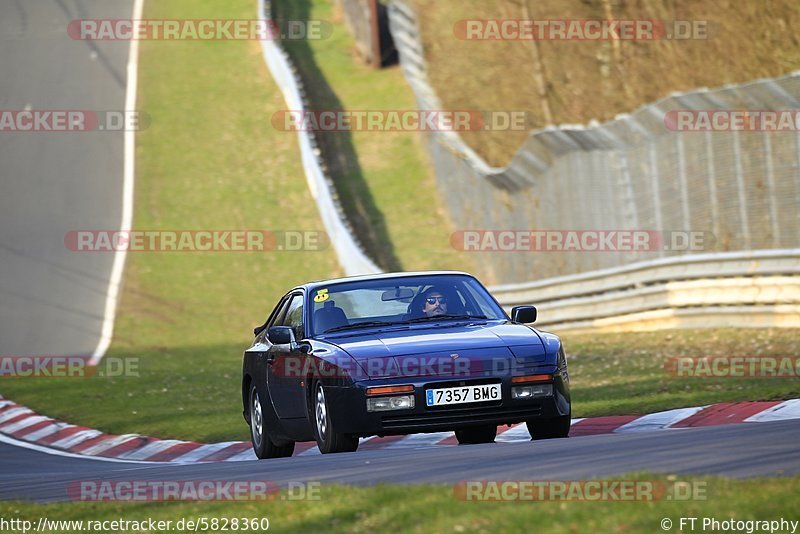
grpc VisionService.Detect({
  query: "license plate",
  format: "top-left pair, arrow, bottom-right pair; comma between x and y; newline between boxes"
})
425,384 -> 501,406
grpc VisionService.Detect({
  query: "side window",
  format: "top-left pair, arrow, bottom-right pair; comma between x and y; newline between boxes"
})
270,297 -> 292,328
281,294 -> 305,341
259,296 -> 291,342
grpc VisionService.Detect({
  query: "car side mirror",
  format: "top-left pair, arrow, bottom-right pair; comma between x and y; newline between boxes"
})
511,305 -> 537,324
267,326 -> 295,345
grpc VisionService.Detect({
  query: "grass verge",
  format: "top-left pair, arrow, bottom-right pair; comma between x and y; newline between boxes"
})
0,0 -> 477,443
3,475 -> 799,532
0,0 -> 339,443
0,4 -> 796,445
272,0 -> 474,273
564,328 -> 800,417
1,328 -> 797,442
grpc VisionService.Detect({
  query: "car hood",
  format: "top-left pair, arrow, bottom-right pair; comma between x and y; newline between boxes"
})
328,322 -> 546,378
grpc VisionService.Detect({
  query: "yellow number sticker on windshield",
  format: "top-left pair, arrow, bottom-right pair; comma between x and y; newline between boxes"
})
314,288 -> 329,303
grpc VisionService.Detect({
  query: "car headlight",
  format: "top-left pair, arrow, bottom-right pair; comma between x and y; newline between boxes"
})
512,384 -> 553,399
366,395 -> 415,412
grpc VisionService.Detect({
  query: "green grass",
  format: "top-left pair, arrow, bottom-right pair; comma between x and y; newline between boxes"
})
2,328 -> 797,442
564,328 -> 800,417
3,475 -> 799,532
0,0 -> 798,445
0,0 -> 482,441
0,0 -> 339,443
272,0 -> 475,273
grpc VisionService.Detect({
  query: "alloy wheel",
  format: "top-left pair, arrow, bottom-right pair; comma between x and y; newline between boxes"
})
315,384 -> 328,440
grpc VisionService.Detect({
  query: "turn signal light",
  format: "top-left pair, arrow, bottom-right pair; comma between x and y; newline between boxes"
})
511,374 -> 553,384
366,385 -> 414,396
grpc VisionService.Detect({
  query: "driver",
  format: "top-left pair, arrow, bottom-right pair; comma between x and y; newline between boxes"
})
420,287 -> 449,317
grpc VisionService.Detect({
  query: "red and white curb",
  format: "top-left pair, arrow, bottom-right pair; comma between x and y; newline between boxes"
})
1,396 -> 798,464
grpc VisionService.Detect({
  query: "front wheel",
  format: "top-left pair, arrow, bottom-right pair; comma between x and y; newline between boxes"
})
312,382 -> 359,454
526,412 -> 571,440
454,424 -> 497,444
249,385 -> 295,459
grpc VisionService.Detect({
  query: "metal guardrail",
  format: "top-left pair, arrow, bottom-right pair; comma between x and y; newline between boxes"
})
493,250 -> 800,331
540,305 -> 800,334
259,0 -> 799,333
382,1 -> 800,331
492,250 -> 800,304
388,1 -> 800,284
258,0 -> 382,276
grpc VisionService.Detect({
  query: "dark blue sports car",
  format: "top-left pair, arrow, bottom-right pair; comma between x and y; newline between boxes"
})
242,271 -> 571,458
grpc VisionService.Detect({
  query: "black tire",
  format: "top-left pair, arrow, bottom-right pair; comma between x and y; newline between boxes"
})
454,424 -> 497,444
249,384 -> 295,459
312,381 -> 359,454
526,412 -> 571,440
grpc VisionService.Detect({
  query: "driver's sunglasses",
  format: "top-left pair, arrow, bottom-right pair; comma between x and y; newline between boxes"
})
425,296 -> 448,305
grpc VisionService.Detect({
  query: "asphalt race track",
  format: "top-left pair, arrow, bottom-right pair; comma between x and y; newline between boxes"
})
0,0 -> 132,357
1,420 -> 799,502
1,0 -> 798,511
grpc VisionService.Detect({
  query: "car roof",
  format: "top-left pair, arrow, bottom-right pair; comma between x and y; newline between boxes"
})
291,271 -> 474,293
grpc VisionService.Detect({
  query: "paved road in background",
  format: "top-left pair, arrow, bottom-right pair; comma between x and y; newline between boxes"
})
0,0 -> 133,357
1,420 -> 798,502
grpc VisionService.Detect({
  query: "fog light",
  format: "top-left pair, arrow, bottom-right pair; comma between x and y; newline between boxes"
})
366,395 -> 415,412
512,384 -> 553,399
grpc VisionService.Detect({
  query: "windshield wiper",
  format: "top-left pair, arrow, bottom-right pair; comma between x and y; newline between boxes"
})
322,314 -> 490,334
323,321 -> 405,334
404,314 -> 488,323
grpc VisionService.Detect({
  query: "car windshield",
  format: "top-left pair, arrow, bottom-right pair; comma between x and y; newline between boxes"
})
309,274 -> 506,336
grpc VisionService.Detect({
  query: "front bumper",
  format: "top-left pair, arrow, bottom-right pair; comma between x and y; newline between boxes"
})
323,369 -> 571,437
